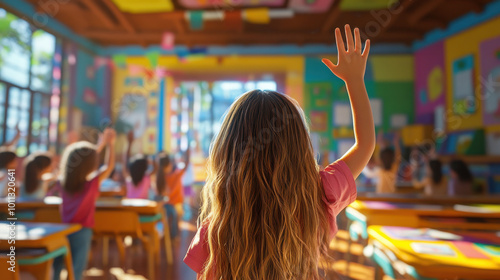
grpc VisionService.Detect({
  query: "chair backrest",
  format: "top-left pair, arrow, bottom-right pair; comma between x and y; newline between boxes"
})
94,210 -> 143,238
33,207 -> 62,223
0,256 -> 20,280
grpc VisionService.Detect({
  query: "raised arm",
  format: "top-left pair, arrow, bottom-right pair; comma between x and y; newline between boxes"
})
322,25 -> 375,178
182,147 -> 191,172
98,128 -> 116,182
3,125 -> 21,148
122,131 -> 134,179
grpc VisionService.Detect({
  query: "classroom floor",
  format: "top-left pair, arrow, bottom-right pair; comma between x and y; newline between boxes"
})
76,218 -> 379,280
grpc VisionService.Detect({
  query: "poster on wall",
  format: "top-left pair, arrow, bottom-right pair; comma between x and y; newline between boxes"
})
452,54 -> 476,115
310,111 -> 328,132
370,99 -> 383,126
117,94 -> 148,137
479,36 -> 500,125
415,41 -> 446,124
333,102 -> 352,126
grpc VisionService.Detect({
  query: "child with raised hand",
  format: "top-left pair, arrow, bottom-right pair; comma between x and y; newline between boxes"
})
21,153 -> 55,200
52,128 -> 116,280
0,126 -> 21,197
184,25 -> 374,280
156,148 -> 190,238
123,131 -> 157,199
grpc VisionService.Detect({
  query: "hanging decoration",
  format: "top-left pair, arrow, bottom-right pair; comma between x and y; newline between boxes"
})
112,54 -> 127,68
188,10 -> 204,30
243,8 -> 271,24
161,32 -> 175,50
146,51 -> 160,68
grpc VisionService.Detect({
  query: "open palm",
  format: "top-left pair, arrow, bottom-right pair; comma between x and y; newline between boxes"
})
322,25 -> 370,82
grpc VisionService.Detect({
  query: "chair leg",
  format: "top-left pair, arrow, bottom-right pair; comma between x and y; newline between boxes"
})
102,236 -> 109,267
115,236 -> 126,267
162,213 -> 173,264
141,238 -> 155,280
63,239 -> 76,280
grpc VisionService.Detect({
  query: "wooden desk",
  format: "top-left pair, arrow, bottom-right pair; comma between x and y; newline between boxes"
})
346,201 -> 500,241
0,222 -> 81,280
0,197 -> 173,264
368,225 -> 500,280
0,197 -> 161,216
356,192 -> 500,205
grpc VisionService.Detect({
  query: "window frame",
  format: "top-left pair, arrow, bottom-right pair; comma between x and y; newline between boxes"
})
0,11 -> 60,155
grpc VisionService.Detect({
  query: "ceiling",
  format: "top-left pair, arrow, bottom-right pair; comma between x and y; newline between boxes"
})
19,0 -> 496,47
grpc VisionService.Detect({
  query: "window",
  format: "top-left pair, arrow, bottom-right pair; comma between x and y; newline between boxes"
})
0,8 -> 60,156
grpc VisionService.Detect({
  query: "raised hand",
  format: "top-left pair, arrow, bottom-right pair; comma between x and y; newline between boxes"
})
322,25 -> 370,82
103,128 -> 116,144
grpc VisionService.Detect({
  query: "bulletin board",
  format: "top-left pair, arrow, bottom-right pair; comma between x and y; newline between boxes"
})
479,36 -> 500,125
452,55 -> 476,115
415,41 -> 446,124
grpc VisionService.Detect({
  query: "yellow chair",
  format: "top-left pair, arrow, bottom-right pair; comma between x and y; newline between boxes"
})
93,210 -> 156,280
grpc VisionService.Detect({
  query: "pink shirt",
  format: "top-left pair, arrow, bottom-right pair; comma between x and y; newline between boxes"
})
126,175 -> 150,199
61,176 -> 100,228
184,160 -> 356,274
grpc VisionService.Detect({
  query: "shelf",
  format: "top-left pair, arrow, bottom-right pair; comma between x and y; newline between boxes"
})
438,155 -> 500,164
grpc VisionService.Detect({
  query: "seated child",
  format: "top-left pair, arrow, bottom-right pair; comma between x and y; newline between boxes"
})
363,132 -> 401,193
413,159 -> 447,196
0,127 -> 21,197
53,128 -> 116,280
0,149 -> 17,197
156,149 -> 190,238
123,131 -> 157,199
184,25 -> 375,279
21,153 -> 55,200
448,159 -> 474,196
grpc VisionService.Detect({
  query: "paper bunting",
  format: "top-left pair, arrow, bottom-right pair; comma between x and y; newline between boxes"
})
146,51 -> 160,68
224,11 -> 243,30
244,8 -> 270,24
188,11 -> 204,30
112,54 -> 127,68
161,32 -> 175,50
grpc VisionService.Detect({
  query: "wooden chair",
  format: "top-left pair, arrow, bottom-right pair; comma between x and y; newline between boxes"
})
33,208 -> 62,223
139,211 -> 173,265
0,256 -> 20,280
0,247 -> 69,280
93,210 -> 156,280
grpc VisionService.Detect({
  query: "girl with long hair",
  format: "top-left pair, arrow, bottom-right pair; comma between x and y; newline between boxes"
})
184,25 -> 375,280
52,128 -> 116,280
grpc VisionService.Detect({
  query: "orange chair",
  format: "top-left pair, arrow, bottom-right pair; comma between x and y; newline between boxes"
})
0,256 -> 20,280
33,208 -> 62,223
93,210 -> 156,280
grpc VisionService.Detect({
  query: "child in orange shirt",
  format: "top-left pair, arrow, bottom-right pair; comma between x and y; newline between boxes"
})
157,148 -> 190,237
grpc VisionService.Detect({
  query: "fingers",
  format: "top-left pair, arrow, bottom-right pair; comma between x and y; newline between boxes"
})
321,58 -> 336,71
362,39 -> 371,58
345,25 -> 354,52
335,28 -> 345,54
354,28 -> 361,54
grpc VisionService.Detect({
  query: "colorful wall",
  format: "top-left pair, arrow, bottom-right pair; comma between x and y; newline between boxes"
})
304,54 -> 414,161
58,43 -> 111,147
414,16 -> 500,156
111,55 -> 304,154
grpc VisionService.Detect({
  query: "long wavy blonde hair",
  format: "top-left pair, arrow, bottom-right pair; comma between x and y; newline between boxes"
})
199,90 -> 331,279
